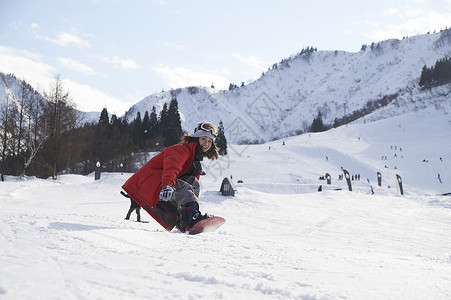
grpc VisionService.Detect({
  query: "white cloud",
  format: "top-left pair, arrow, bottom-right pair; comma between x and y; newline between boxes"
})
62,79 -> 133,113
232,53 -> 269,79
0,46 -> 129,113
405,7 -> 424,18
232,53 -> 268,69
103,56 -> 138,69
383,8 -> 399,17
0,45 -> 57,90
38,32 -> 91,48
57,57 -> 96,75
161,41 -> 186,51
154,65 -> 231,90
364,10 -> 451,41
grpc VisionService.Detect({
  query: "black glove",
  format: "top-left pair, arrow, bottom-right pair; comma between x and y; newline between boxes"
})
159,185 -> 174,202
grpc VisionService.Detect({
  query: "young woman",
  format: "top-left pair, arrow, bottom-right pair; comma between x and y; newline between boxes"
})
122,121 -> 220,232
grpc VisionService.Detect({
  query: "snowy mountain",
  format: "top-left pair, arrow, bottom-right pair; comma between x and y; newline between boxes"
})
126,29 -> 451,143
3,30 -> 450,142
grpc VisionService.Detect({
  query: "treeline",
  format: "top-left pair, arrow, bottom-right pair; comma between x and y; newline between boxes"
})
1,73 -> 228,180
419,57 -> 451,88
84,98 -> 185,175
0,73 -> 185,179
88,104 -> 228,172
1,74 -> 82,181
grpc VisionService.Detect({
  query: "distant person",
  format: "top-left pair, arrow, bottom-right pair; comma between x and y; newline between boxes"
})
125,199 -> 141,222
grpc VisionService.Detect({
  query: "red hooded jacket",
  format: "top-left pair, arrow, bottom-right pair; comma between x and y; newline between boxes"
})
122,142 -> 199,209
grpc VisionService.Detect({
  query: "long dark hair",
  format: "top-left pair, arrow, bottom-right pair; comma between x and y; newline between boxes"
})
181,134 -> 219,160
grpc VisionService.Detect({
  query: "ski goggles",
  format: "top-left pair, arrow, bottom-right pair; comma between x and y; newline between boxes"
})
195,122 -> 218,137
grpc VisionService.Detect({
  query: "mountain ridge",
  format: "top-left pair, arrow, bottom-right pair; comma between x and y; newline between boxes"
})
2,29 -> 451,143
125,29 -> 451,143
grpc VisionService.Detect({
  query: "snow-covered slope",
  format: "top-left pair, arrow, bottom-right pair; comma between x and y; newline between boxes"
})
1,106 -> 450,299
127,29 -> 451,143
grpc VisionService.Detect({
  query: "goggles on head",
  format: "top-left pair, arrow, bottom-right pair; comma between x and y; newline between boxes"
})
195,122 -> 218,138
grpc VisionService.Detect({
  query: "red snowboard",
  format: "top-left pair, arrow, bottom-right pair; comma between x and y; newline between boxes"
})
188,216 -> 226,235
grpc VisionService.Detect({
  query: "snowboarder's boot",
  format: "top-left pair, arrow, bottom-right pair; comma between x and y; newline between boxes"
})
136,208 -> 141,222
178,201 -> 213,232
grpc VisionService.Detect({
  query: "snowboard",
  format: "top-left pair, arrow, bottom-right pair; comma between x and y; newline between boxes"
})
188,216 -> 226,235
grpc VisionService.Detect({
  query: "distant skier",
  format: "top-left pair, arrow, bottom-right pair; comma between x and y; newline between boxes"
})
122,121 -> 220,232
438,173 -> 442,183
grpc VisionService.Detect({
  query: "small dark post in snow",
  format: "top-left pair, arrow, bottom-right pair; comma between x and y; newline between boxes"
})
377,172 -> 382,187
343,169 -> 352,191
326,173 -> 331,185
95,161 -> 101,181
396,174 -> 404,195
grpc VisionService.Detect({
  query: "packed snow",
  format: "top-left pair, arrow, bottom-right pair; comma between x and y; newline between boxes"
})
1,109 -> 451,299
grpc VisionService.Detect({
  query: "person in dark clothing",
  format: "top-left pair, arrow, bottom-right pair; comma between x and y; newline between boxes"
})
125,199 -> 141,222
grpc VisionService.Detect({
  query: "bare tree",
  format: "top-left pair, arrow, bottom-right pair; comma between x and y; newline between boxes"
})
42,75 -> 81,180
22,90 -> 46,175
0,94 -> 18,181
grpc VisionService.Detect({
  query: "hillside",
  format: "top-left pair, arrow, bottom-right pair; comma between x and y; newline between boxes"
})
0,72 -> 99,124
212,107 -> 451,197
1,107 -> 450,299
126,29 -> 451,143
3,30 -> 451,143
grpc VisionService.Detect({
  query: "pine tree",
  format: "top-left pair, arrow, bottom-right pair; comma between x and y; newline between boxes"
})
92,108 -> 112,170
142,111 -> 150,141
132,111 -> 142,146
434,57 -> 451,85
310,111 -> 327,132
419,65 -> 433,87
99,108 -> 109,126
164,98 -> 183,147
149,106 -> 158,138
215,121 -> 227,155
419,57 -> 451,88
159,103 -> 169,139
110,114 -> 119,127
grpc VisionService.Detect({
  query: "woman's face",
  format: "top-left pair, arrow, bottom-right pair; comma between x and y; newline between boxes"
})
199,136 -> 213,152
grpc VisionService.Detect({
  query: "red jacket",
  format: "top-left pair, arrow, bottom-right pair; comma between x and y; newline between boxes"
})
122,142 -> 199,209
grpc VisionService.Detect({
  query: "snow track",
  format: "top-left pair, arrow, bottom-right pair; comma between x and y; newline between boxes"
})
1,174 -> 450,299
1,112 -> 451,299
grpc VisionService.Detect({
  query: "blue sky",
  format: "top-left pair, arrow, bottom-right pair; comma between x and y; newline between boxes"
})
1,0 -> 450,114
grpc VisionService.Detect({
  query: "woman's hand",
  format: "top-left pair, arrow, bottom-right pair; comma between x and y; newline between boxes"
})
159,185 -> 175,202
